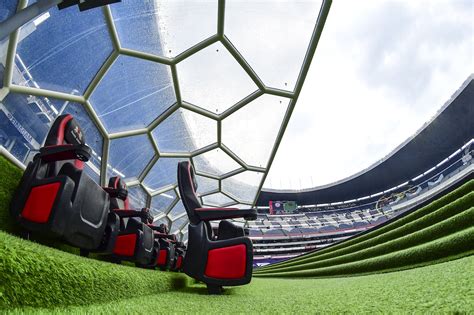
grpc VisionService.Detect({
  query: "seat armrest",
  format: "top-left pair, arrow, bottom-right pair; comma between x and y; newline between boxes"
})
153,232 -> 177,242
195,208 -> 257,221
39,144 -> 91,162
112,209 -> 143,218
102,187 -> 128,200
148,225 -> 177,241
112,208 -> 152,223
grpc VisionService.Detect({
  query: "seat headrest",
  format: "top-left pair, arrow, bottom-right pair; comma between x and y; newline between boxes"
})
44,114 -> 86,146
181,161 -> 198,192
158,223 -> 169,234
177,161 -> 203,224
107,176 -> 128,200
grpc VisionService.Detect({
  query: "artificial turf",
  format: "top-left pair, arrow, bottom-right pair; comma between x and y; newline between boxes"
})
0,155 -> 473,313
256,180 -> 474,275
7,254 -> 474,314
0,156 -> 22,234
0,230 -> 188,309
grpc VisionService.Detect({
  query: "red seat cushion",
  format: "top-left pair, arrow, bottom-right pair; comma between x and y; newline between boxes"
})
157,249 -> 168,266
21,182 -> 61,223
113,234 -> 137,256
205,244 -> 247,279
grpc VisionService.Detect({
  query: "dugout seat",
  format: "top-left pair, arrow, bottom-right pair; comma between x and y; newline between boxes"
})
104,176 -> 157,266
177,161 -> 257,294
148,223 -> 176,270
10,114 -> 115,251
171,241 -> 186,272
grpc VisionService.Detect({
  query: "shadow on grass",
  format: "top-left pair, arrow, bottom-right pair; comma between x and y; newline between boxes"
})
170,276 -> 238,296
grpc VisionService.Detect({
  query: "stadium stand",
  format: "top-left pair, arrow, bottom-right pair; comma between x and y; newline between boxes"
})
251,140 -> 473,267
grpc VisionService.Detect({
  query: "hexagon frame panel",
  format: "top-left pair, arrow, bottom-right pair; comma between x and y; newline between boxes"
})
0,0 -> 331,237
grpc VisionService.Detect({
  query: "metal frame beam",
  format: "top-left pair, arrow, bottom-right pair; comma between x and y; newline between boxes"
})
1,0 -> 332,226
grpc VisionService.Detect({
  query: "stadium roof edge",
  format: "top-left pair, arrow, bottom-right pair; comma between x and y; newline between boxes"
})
257,74 -> 474,205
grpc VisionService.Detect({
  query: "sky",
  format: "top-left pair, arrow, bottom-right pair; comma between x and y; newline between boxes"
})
263,0 -> 474,190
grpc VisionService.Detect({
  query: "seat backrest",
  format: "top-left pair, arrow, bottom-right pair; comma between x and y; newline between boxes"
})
43,114 -> 86,175
107,176 -> 130,209
177,161 -> 202,225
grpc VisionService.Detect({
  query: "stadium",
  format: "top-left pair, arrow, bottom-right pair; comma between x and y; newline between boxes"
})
0,0 -> 473,313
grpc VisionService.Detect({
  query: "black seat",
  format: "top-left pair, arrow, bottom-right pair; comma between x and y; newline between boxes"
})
171,241 -> 186,272
104,177 -> 157,266
177,161 -> 257,294
148,223 -> 176,270
10,114 -> 112,251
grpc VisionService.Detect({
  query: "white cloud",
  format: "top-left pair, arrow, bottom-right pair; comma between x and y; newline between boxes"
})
264,0 -> 473,190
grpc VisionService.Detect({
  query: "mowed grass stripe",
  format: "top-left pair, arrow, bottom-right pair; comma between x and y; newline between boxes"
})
256,207 -> 474,274
256,225 -> 474,278
257,179 -> 474,272
256,194 -> 473,274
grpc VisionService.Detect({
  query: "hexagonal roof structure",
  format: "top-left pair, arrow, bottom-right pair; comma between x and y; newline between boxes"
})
0,0 -> 331,238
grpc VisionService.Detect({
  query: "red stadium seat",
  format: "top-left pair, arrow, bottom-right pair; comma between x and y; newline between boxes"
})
177,161 -> 257,294
171,241 -> 186,272
104,177 -> 157,266
148,223 -> 176,271
10,114 -> 116,251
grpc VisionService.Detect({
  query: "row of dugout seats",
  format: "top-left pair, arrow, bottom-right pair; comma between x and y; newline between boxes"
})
10,114 -> 257,294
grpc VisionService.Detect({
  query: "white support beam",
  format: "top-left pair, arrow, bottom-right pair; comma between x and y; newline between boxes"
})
103,5 -> 121,51
9,85 -> 85,103
253,0 -> 332,206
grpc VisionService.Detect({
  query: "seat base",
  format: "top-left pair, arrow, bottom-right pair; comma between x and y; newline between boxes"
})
207,284 -> 223,295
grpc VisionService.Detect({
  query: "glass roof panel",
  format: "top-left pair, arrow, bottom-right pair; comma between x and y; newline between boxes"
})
150,190 -> 176,217
221,171 -> 264,204
1,0 -> 328,220
201,192 -> 235,207
152,108 -> 216,153
13,5 -> 112,94
225,0 -> 322,91
0,0 -> 18,23
108,134 -> 154,182
153,216 -> 170,228
1,92 -> 50,162
1,92 -> 102,183
127,185 -> 148,209
0,1 -> 15,78
181,230 -> 188,244
222,94 -> 289,167
62,103 -> 103,183
143,157 -> 188,192
111,0 -> 217,58
167,200 -> 186,220
178,42 -> 258,114
150,190 -> 176,216
170,215 -> 188,234
90,55 -> 175,133
195,175 -> 219,195
193,148 -> 240,176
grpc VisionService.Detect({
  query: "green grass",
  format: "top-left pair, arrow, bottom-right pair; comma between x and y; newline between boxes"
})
257,206 -> 474,276
0,231 -> 187,309
7,254 -> 474,314
0,156 -> 23,234
256,180 -> 474,274
1,155 -> 473,313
